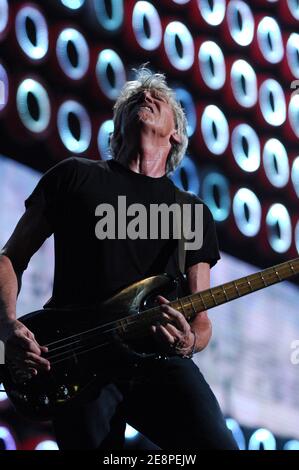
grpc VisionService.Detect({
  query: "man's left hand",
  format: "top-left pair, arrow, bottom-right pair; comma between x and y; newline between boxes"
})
151,295 -> 195,356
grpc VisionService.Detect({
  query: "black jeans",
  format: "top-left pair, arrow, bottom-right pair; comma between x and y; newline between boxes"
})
52,356 -> 238,450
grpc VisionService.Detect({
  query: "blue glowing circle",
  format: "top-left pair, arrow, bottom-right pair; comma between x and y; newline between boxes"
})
96,49 -> 126,101
56,28 -> 89,80
60,0 -> 85,9
15,6 -> 49,60
226,418 -> 246,450
287,33 -> 299,79
257,17 -> 284,64
201,105 -> 229,155
0,426 -> 16,450
0,63 -> 8,112
171,155 -> 200,195
35,440 -> 59,450
97,119 -> 114,160
0,0 -> 8,35
197,0 -> 226,26
233,188 -> 261,237
291,156 -> 299,197
201,172 -> 230,222
125,424 -> 139,440
132,2 -> 162,51
16,78 -> 51,133
231,59 -> 257,108
164,22 -> 194,71
259,79 -> 286,126
231,124 -> 261,172
284,439 -> 299,450
248,428 -> 276,450
174,88 -> 196,137
288,94 -> 299,139
198,41 -> 226,90
266,204 -> 292,253
226,1 -> 255,47
263,139 -> 289,188
295,220 -> 299,255
173,0 -> 190,3
287,0 -> 299,20
57,100 -> 91,153
93,0 -> 124,32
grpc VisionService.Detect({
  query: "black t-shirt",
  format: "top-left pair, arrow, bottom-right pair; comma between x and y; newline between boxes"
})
25,158 -> 220,308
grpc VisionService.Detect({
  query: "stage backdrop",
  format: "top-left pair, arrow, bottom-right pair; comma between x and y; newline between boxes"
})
1,154 -> 299,441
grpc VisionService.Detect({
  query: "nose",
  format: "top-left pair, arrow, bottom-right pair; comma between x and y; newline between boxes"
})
143,90 -> 153,102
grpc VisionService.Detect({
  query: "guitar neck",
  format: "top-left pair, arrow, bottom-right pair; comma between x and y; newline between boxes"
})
168,257 -> 299,322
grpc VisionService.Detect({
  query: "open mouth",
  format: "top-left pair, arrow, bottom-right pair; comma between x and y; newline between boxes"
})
139,105 -> 154,113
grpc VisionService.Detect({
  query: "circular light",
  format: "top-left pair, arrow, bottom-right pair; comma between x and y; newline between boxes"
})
287,0 -> 299,20
164,22 -> 194,71
92,0 -> 124,32
226,419 -> 246,450
97,119 -> 114,160
287,33 -> 299,79
288,94 -> 299,139
231,124 -> 261,172
0,0 -> 8,37
0,426 -> 16,450
35,440 -> 59,450
60,0 -> 85,9
259,79 -> 286,126
201,105 -> 229,155
291,156 -> 299,197
132,2 -> 162,51
171,155 -> 200,195
233,188 -> 261,237
284,440 -> 299,450
230,60 -> 258,108
201,172 -> 230,222
198,41 -> 226,90
15,6 -> 49,60
57,100 -> 91,153
174,88 -> 196,137
263,139 -> 289,188
96,49 -> 126,101
266,204 -> 292,253
257,17 -> 284,64
0,63 -> 8,112
173,0 -> 190,3
248,428 -> 276,450
197,0 -> 226,26
16,79 -> 51,133
226,1 -> 255,47
56,28 -> 89,81
125,424 -> 139,440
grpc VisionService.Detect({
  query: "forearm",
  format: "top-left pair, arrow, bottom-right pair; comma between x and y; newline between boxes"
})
190,311 -> 212,353
0,254 -> 19,323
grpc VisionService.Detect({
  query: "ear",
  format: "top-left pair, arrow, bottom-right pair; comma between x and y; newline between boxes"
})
170,129 -> 182,145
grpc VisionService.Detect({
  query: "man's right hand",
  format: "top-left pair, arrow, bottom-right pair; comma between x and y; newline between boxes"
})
0,319 -> 50,381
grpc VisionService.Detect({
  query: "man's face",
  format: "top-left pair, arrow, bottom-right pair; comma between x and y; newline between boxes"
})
121,88 -> 177,141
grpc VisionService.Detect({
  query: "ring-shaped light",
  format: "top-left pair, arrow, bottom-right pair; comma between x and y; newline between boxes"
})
201,172 -> 231,222
0,0 -> 8,37
15,6 -> 49,60
0,63 -> 8,112
132,2 -> 162,51
233,188 -> 261,237
171,155 -> 200,195
57,100 -> 91,153
174,88 -> 196,137
16,78 -> 51,133
97,119 -> 114,160
198,41 -> 226,90
226,1 -> 255,47
56,28 -> 89,80
259,79 -> 286,126
257,17 -> 284,64
231,124 -> 261,172
231,60 -> 257,108
60,0 -> 85,9
164,22 -> 194,71
287,0 -> 299,20
201,105 -> 229,155
92,0 -> 124,33
291,156 -> 299,198
96,49 -> 126,101
288,94 -> 299,139
197,0 -> 226,26
266,204 -> 292,253
263,139 -> 290,188
287,33 -> 299,79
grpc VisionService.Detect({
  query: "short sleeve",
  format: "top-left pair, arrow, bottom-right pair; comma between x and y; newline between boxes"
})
25,158 -> 78,230
185,195 -> 221,270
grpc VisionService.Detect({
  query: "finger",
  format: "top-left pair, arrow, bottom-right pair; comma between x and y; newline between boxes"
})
162,322 -> 183,339
161,305 -> 189,333
156,295 -> 170,305
12,335 -> 41,355
156,324 -> 176,345
24,353 -> 51,370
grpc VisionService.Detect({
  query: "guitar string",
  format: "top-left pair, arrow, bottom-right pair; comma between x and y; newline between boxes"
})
43,269 -> 295,363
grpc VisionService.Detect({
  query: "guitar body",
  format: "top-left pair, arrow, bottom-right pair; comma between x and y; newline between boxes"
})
1,274 -> 177,421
